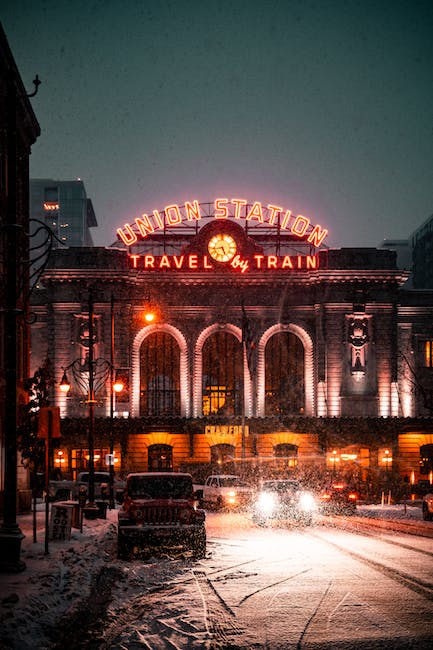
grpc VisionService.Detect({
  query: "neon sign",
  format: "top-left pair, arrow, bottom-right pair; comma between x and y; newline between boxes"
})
129,253 -> 319,273
117,198 -> 328,248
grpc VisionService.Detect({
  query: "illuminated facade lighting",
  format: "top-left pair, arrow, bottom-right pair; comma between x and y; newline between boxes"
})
29,194 -> 433,488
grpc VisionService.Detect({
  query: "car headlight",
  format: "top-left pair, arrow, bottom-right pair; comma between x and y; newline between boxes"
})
298,492 -> 315,512
257,491 -> 277,514
225,490 -> 237,504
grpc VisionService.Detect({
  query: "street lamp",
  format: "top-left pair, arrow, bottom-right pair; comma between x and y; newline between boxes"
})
113,376 -> 124,393
329,450 -> 340,477
108,376 -> 123,508
60,357 -> 121,510
59,292 -> 113,517
108,293 -> 125,509
60,293 -> 154,511
382,449 -> 392,473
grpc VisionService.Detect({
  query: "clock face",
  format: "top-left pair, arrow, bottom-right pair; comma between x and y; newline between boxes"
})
207,233 -> 237,262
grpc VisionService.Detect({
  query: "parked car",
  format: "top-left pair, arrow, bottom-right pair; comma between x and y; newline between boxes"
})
117,472 -> 206,559
422,493 -> 433,521
251,479 -> 316,526
194,474 -> 254,509
317,483 -> 357,515
49,471 -> 125,503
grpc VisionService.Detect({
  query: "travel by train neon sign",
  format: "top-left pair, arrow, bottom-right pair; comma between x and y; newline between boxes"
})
129,252 -> 319,273
116,198 -> 328,248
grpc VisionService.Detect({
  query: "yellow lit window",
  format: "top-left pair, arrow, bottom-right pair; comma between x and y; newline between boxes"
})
425,341 -> 433,367
43,201 -> 59,211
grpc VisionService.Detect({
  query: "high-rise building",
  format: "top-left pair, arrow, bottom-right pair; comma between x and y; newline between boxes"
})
379,213 -> 433,290
30,179 -> 97,249
411,214 -> 433,289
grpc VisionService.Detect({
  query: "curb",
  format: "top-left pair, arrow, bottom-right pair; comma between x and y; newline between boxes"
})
321,514 -> 433,538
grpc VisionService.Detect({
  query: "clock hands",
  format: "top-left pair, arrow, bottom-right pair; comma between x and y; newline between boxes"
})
208,234 -> 236,261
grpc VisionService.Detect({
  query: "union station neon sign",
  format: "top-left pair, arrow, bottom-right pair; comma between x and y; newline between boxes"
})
117,198 -> 328,247
117,198 -> 328,273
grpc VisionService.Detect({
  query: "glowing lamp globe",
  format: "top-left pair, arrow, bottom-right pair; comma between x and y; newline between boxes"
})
113,378 -> 124,393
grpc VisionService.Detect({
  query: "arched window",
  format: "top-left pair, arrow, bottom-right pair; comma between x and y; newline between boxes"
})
420,444 -> 433,475
273,443 -> 298,470
202,331 -> 242,416
265,332 -> 304,415
148,444 -> 173,471
210,444 -> 236,473
210,444 -> 236,466
140,332 -> 180,416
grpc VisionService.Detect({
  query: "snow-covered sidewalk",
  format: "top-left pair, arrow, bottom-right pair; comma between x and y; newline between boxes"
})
0,504 -> 119,649
357,501 -> 424,521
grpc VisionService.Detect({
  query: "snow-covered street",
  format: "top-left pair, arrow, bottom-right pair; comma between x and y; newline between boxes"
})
1,504 -> 433,649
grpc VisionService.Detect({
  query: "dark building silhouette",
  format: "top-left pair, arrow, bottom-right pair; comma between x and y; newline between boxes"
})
0,22 -> 40,570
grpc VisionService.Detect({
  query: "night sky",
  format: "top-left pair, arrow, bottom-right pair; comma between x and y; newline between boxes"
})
3,0 -> 433,249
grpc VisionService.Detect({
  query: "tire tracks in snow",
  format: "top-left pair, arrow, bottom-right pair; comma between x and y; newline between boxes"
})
193,569 -> 252,649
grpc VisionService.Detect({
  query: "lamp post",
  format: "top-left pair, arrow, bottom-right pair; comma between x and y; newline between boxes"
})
60,354 -> 117,513
108,293 -> 124,509
330,450 -> 339,477
109,293 -> 115,509
86,291 -> 97,514
61,294 -> 154,510
382,449 -> 392,474
59,292 -> 112,517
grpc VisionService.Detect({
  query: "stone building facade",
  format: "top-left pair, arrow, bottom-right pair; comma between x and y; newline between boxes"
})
31,201 -> 433,495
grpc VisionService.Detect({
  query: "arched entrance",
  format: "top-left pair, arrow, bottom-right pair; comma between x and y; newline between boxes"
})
420,444 -> 433,476
210,443 -> 236,473
273,443 -> 298,471
148,444 -> 173,471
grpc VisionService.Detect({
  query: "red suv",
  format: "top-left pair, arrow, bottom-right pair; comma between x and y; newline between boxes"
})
117,472 -> 206,559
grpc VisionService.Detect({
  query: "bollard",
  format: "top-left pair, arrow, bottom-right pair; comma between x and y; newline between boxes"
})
78,485 -> 87,532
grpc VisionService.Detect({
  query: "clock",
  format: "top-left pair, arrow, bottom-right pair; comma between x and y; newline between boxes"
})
207,233 -> 237,262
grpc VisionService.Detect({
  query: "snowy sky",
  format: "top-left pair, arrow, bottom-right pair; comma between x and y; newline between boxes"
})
2,0 -> 433,249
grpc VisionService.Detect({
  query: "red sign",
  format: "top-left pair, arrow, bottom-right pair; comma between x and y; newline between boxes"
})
129,252 -> 319,273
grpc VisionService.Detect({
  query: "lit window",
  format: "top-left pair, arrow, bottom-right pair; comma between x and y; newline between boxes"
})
425,341 -> 433,367
202,332 -> 242,416
43,202 -> 59,211
140,332 -> 180,416
44,186 -> 58,211
265,332 -> 304,416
